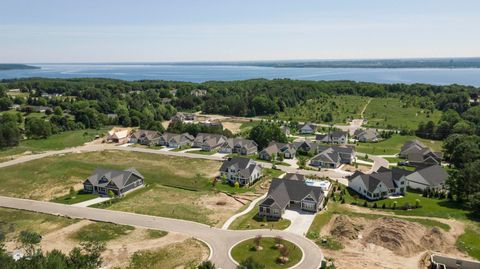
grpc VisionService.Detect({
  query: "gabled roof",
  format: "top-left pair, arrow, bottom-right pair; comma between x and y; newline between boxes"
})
299,122 -> 316,131
84,167 -> 144,189
312,145 -> 354,163
260,142 -> 294,155
349,167 -> 412,192
408,164 -> 448,187
219,157 -> 259,178
262,179 -> 324,209
283,173 -> 306,181
223,138 -> 258,150
131,130 -> 160,140
354,129 -> 380,141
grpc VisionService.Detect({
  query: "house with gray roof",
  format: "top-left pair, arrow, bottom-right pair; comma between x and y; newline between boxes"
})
298,122 -> 316,134
400,140 -> 442,165
158,132 -> 194,148
219,138 -> 258,155
129,130 -> 161,145
193,133 -> 227,151
219,157 -> 262,186
282,173 -> 307,181
293,140 -> 315,153
310,145 -> 355,168
348,167 -> 411,200
83,167 -> 144,196
405,164 -> 448,191
316,131 -> 349,144
353,128 -> 381,142
258,178 -> 325,219
258,142 -> 296,160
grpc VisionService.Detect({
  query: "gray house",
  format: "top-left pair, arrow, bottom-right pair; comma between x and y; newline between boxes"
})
405,164 -> 448,191
219,157 -> 263,186
258,178 -> 325,219
310,145 -> 355,168
316,131 -> 349,144
400,140 -> 442,165
129,130 -> 161,145
158,132 -> 194,148
298,122 -> 316,134
258,142 -> 296,160
353,129 -> 381,142
193,133 -> 227,151
219,138 -> 258,155
83,167 -> 144,196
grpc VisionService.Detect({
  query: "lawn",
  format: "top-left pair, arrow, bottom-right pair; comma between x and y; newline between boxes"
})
228,200 -> 291,230
230,237 -> 302,269
0,208 -> 77,241
0,128 -> 108,162
51,190 -> 98,205
70,222 -> 134,242
456,226 -> 480,260
278,95 -> 370,124
363,97 -> 442,130
125,238 -> 208,269
0,150 -> 221,200
186,149 -> 217,155
355,134 -> 443,155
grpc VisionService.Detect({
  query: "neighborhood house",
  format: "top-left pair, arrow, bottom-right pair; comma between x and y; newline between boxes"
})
348,167 -> 411,200
158,132 -> 194,148
193,133 -> 227,151
316,131 -> 349,144
219,138 -> 258,155
258,142 -> 296,160
353,128 -> 381,142
219,157 -> 263,186
129,129 -> 161,145
83,167 -> 144,196
405,164 -> 449,191
310,145 -> 355,168
298,122 -> 316,134
400,140 -> 442,165
106,129 -> 130,144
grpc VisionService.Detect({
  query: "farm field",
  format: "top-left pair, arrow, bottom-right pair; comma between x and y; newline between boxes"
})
278,95 -> 370,124
355,134 -> 443,155
363,97 -> 442,130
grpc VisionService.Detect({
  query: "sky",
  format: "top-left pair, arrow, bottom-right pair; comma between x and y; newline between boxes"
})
1,0 -> 480,63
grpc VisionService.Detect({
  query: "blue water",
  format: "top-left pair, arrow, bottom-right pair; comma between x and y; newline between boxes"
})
1,64 -> 480,86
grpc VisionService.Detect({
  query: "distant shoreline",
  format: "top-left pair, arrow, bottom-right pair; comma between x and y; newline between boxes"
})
0,64 -> 40,71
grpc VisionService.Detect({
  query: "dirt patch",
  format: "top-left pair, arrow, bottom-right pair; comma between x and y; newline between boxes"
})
198,192 -> 244,227
330,215 -> 363,241
221,121 -> 242,134
343,164 -> 371,173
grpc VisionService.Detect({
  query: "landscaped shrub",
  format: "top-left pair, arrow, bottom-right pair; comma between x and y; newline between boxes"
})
363,201 -> 368,207
373,203 -> 378,208
381,203 -> 386,209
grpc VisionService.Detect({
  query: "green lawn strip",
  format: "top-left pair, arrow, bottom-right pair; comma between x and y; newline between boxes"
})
186,149 -> 217,155
51,190 -> 98,205
125,238 -> 208,269
228,199 -> 291,230
456,226 -> 480,260
355,134 -> 443,155
70,222 -> 134,242
383,157 -> 404,163
147,229 -> 168,239
0,208 -> 77,240
170,145 -> 192,152
227,153 -> 291,166
230,237 -> 302,269
363,97 -> 442,130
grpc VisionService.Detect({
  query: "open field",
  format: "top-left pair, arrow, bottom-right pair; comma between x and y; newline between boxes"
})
230,237 -> 302,269
363,97 -> 442,130
0,208 -> 77,241
278,95 -> 370,124
70,222 -> 135,242
355,134 -> 443,155
0,128 -> 108,162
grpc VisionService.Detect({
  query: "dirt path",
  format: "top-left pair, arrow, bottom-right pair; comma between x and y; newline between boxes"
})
360,98 -> 372,118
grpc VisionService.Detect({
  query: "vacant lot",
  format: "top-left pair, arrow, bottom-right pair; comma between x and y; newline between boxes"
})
355,134 -> 443,155
0,128 -> 107,162
364,97 -> 442,130
278,95 -> 370,124
70,222 -> 135,242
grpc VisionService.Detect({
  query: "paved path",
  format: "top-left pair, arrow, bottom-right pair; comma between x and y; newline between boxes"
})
221,193 -> 267,230
283,209 -> 316,236
72,197 -> 111,207
0,196 -> 323,269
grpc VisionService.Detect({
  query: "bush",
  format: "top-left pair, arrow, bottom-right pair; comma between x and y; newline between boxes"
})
372,203 -> 377,208
363,201 -> 368,207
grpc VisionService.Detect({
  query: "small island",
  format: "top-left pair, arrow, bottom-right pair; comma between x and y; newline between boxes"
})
0,64 -> 40,71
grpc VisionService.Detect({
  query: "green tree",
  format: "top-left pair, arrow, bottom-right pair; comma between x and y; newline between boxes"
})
237,257 -> 265,269
18,230 -> 42,257
25,117 -> 53,139
248,121 -> 287,149
198,260 -> 216,269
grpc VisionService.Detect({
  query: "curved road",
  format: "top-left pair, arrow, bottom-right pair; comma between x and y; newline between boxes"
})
0,196 -> 323,269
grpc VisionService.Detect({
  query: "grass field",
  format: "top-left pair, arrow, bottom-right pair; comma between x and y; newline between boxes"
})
278,95 -> 370,124
228,200 -> 291,230
363,97 -> 442,130
51,190 -> 98,205
0,128 -> 108,162
0,208 -> 77,240
125,238 -> 208,269
355,134 -> 443,155
230,237 -> 302,269
456,226 -> 480,260
70,222 -> 135,242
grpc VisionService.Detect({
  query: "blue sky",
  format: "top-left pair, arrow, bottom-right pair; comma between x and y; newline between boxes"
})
1,0 -> 479,63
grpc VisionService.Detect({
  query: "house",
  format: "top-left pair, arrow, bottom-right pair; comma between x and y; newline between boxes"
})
258,178 -> 325,219
258,142 -> 296,160
83,167 -> 144,196
129,130 -> 161,145
193,133 -> 227,151
191,89 -> 207,97
219,138 -> 258,155
310,145 -> 355,168
282,173 -> 307,181
353,128 -> 381,142
171,112 -> 195,122
158,132 -> 194,148
219,157 -> 263,186
348,167 -> 411,200
293,140 -> 315,153
30,106 -> 53,113
405,164 -> 449,191
106,130 -> 130,144
400,140 -> 442,165
316,131 -> 349,144
298,122 -> 316,134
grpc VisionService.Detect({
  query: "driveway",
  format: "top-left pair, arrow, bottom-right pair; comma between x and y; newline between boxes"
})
0,196 -> 323,269
72,197 -> 111,207
283,208 -> 316,236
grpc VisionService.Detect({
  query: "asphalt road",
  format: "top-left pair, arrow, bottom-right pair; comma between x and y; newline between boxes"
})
0,196 -> 323,269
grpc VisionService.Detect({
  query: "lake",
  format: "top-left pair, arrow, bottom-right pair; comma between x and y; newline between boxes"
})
1,64 -> 480,86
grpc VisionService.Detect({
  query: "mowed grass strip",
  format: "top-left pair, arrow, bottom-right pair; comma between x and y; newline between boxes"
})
0,208 -> 77,240
125,238 -> 208,269
70,222 -> 134,242
230,237 -> 302,269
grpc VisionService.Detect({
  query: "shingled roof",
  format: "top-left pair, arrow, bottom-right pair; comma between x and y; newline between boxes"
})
84,167 -> 144,189
260,178 -> 324,209
349,167 -> 412,192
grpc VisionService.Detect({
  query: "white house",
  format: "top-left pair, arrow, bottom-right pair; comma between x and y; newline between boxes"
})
348,167 -> 411,200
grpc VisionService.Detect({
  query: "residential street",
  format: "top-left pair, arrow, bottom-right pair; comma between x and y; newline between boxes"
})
0,196 -> 323,269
